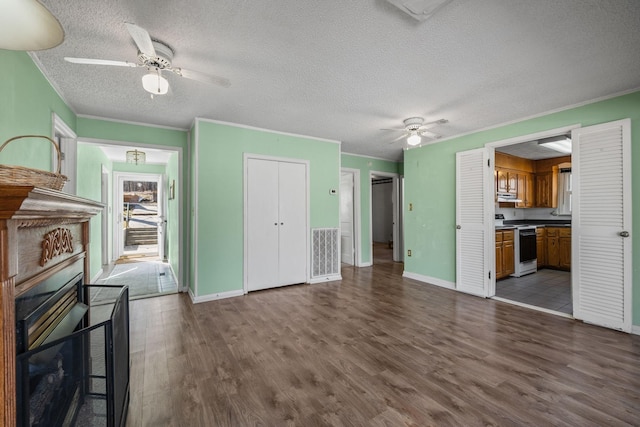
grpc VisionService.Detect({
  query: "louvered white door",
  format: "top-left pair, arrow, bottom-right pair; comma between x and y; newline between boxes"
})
572,119 -> 631,332
456,148 -> 492,297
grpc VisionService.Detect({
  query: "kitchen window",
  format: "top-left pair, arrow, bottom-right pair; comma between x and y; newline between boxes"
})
557,167 -> 572,215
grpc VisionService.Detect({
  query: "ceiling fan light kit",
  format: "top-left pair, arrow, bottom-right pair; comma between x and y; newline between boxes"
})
407,133 -> 422,146
142,71 -> 169,95
0,0 -> 64,51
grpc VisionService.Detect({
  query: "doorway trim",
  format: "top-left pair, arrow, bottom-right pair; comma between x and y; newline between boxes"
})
369,171 -> 402,263
484,124 -> 580,298
340,168 -> 361,266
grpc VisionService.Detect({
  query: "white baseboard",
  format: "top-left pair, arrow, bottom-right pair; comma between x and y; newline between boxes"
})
189,288 -> 244,304
631,325 -> 640,336
402,271 -> 455,290
309,274 -> 342,284
359,262 -> 372,267
91,268 -> 104,283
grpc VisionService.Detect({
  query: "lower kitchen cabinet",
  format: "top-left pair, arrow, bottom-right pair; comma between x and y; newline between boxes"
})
559,228 -> 571,270
496,230 -> 515,279
545,227 -> 571,271
536,227 -> 546,267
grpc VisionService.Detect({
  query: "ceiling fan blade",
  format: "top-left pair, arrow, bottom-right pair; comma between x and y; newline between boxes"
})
419,129 -> 441,139
64,57 -> 138,67
173,68 -> 231,88
420,118 -> 449,130
380,127 -> 406,131
125,22 -> 156,57
389,133 -> 408,144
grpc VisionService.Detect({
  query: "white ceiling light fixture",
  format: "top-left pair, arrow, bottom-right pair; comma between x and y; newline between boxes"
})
382,117 -> 447,146
407,132 -> 422,146
126,149 -> 146,165
142,70 -> 169,95
538,135 -> 572,154
0,0 -> 64,51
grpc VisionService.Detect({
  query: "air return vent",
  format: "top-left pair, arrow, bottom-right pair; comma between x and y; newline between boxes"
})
311,228 -> 341,283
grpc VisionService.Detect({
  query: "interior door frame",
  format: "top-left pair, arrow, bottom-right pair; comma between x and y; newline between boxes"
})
483,124 -> 580,297
369,171 -> 401,262
243,153 -> 311,294
113,172 -> 164,260
340,168 -> 361,266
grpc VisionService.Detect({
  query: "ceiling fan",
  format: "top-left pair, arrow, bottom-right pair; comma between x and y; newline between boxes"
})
64,23 -> 230,96
382,117 -> 448,146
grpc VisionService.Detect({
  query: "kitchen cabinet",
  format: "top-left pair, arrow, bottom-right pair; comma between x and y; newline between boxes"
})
503,230 -> 515,276
535,169 -> 558,208
496,169 -> 518,195
495,229 -> 515,279
516,173 -> 535,208
559,228 -> 571,270
536,227 -> 546,267
545,227 -> 570,271
495,231 -> 504,279
546,227 -> 560,268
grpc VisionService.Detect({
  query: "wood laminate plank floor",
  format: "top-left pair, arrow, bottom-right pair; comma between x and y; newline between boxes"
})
126,261 -> 640,426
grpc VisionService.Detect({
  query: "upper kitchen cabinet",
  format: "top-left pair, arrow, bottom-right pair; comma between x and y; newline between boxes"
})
495,152 -> 570,208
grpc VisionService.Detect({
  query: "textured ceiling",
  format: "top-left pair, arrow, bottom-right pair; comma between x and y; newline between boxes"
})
34,0 -> 640,161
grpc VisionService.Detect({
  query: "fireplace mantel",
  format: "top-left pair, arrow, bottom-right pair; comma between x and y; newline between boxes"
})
0,185 -> 103,427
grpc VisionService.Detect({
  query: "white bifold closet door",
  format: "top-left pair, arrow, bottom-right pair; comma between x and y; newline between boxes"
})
572,119 -> 631,332
247,158 -> 307,291
455,148 -> 492,297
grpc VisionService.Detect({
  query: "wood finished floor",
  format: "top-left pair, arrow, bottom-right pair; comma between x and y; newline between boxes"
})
126,258 -> 640,426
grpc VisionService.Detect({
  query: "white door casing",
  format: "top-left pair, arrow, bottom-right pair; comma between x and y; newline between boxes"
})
340,172 -> 355,265
456,148 -> 492,297
572,119 -> 632,332
245,156 -> 309,292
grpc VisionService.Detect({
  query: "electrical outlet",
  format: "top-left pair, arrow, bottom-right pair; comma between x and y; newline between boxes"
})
407,249 -> 412,257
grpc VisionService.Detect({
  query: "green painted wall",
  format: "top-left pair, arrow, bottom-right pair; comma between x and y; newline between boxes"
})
341,154 -> 400,265
77,117 -> 187,148
112,162 -> 166,175
76,144 -> 112,279
0,50 -> 75,172
193,120 -> 340,296
403,90 -> 640,325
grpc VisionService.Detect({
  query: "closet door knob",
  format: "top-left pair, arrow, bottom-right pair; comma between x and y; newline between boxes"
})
619,231 -> 630,237
274,223 -> 278,226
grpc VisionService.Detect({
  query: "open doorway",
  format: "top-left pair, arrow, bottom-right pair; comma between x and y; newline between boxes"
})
370,172 -> 403,265
492,136 -> 572,315
114,173 -> 164,260
340,169 -> 359,266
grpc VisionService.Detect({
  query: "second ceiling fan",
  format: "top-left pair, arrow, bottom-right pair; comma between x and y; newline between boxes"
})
64,23 -> 230,96
383,117 -> 448,146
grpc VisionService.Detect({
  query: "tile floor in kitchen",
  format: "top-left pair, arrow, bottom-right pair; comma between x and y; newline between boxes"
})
495,268 -> 572,314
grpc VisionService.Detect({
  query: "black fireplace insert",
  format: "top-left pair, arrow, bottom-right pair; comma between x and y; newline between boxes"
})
15,264 -> 129,427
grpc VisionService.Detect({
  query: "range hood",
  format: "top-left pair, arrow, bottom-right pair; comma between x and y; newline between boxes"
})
497,192 -> 522,203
